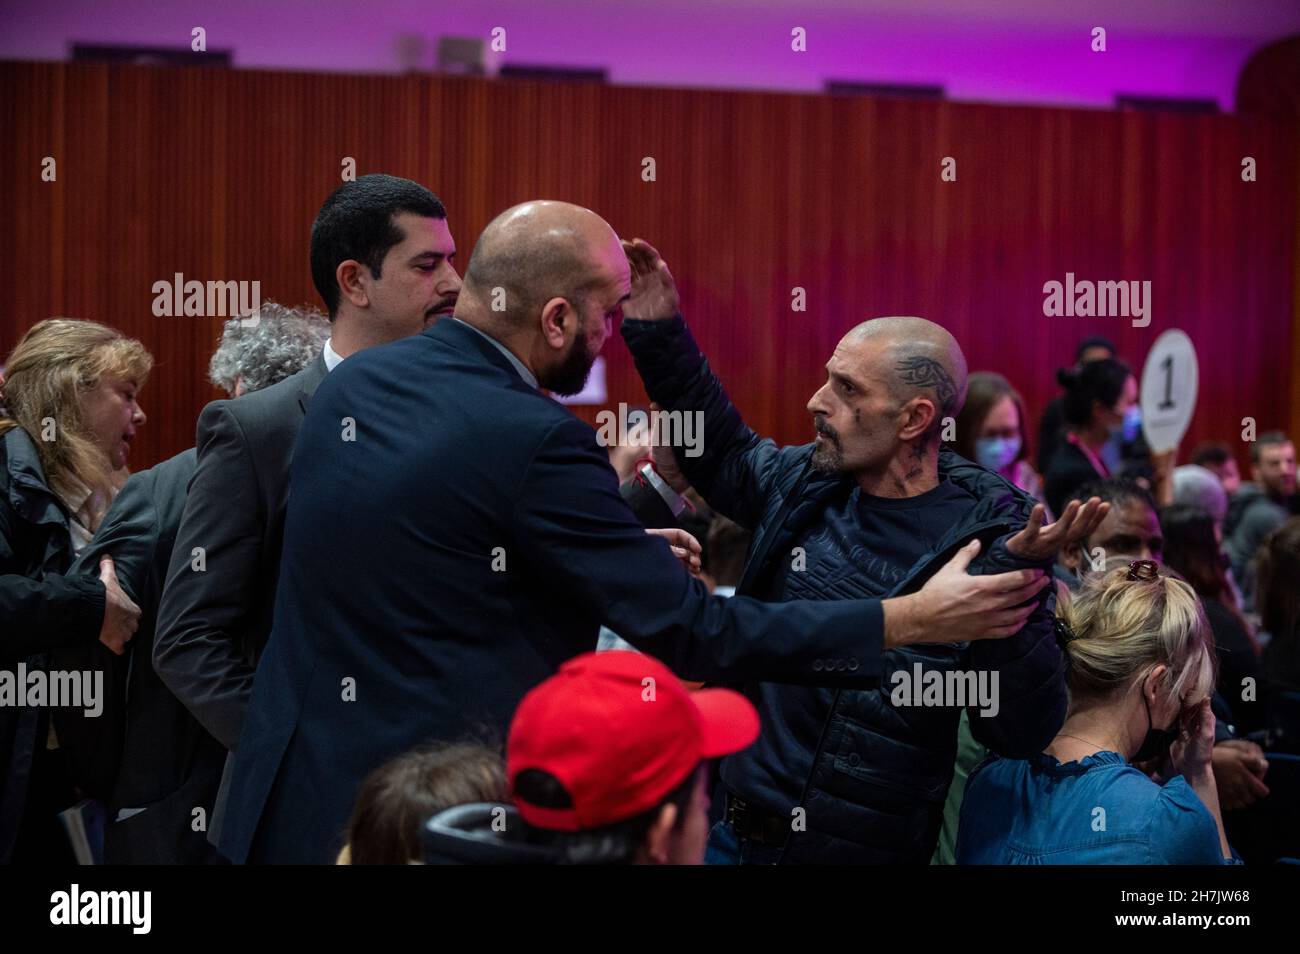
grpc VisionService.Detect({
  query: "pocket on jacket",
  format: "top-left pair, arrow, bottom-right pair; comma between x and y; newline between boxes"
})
827,717 -> 956,803
104,773 -> 222,865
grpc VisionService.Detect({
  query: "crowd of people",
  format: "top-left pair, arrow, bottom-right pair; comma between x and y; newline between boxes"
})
1,174 -> 1296,866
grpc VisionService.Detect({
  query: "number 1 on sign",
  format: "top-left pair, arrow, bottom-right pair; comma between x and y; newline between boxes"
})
1139,329 -> 1198,453
1158,354 -> 1175,411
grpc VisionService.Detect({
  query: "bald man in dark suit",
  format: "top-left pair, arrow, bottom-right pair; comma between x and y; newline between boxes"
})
220,201 -> 1049,864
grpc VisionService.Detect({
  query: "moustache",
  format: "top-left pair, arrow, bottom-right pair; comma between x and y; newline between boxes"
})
426,295 -> 458,317
814,419 -> 839,443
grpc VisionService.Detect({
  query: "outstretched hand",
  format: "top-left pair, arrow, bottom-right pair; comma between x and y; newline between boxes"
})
1007,498 -> 1109,562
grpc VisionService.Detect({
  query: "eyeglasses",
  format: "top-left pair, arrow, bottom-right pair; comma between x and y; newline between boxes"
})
1126,559 -> 1159,581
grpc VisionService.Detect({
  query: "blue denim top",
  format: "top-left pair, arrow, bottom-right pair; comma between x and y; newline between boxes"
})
957,751 -> 1233,865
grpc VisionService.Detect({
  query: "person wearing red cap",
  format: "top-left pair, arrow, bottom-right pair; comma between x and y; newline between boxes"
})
507,651 -> 759,865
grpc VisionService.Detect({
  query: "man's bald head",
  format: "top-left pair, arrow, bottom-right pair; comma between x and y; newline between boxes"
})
461,200 -> 621,327
454,200 -> 631,396
845,316 -> 969,428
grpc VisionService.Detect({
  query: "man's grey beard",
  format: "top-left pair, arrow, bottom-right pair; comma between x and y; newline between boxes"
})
811,438 -> 845,474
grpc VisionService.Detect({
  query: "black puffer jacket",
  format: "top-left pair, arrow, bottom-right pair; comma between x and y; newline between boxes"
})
0,425 -> 105,862
623,316 -> 1067,864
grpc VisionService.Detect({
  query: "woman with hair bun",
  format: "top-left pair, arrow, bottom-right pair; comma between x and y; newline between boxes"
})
957,561 -> 1237,864
1042,358 -> 1138,517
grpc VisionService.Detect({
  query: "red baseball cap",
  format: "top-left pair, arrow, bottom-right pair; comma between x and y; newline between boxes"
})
507,651 -> 759,832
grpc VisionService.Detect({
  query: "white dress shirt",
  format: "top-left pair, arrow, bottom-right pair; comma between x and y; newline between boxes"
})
322,338 -> 344,372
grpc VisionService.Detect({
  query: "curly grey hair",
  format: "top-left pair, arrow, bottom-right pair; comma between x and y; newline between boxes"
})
208,301 -> 330,395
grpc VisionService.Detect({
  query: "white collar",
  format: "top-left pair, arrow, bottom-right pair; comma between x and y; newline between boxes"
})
322,338 -> 344,372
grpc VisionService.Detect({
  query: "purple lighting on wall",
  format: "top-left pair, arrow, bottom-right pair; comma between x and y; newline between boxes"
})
1,0 -> 1298,110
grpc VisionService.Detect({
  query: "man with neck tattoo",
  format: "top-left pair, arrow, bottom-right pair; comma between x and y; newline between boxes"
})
620,240 -> 1107,863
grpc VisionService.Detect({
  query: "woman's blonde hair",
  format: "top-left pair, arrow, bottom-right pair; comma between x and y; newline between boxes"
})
0,318 -> 152,515
1059,564 -> 1216,707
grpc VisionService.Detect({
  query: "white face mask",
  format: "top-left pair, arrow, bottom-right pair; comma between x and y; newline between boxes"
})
975,435 -> 1021,472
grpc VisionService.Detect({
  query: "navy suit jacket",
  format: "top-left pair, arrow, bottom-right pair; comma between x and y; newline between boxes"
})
220,318 -> 893,864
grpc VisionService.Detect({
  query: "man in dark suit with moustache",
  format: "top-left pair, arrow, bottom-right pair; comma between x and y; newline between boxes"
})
153,175 -> 461,847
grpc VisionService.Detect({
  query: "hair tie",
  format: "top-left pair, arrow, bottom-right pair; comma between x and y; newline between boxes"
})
1126,559 -> 1159,582
1052,616 -> 1078,647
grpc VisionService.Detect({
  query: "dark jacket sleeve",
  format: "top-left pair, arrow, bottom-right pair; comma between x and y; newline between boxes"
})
513,413 -> 886,687
69,470 -> 159,602
48,471 -> 161,798
964,534 -> 1067,758
621,315 -> 806,531
0,478 -> 105,660
0,573 -> 105,661
154,402 -> 260,750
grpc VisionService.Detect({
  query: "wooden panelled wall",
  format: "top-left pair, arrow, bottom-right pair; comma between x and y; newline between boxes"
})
1,61 -> 1296,473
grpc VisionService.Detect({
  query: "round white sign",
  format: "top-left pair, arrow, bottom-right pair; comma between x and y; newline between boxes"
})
1139,329 -> 1198,452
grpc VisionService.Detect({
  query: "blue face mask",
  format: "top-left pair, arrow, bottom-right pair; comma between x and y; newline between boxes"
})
1122,405 -> 1142,443
975,435 -> 1021,472
1111,406 -> 1142,444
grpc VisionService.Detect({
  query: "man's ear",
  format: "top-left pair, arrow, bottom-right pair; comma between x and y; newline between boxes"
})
897,398 -> 937,443
335,260 -> 369,311
641,803 -> 678,865
540,297 -> 573,351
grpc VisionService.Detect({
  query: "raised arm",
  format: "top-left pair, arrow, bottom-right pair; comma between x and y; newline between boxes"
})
619,239 -> 804,529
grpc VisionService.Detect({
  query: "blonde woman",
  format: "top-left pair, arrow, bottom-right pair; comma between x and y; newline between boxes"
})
0,318 -> 151,863
958,561 -> 1236,864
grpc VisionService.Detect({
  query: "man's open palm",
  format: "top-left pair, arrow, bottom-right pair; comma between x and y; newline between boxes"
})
622,238 -> 680,321
1007,497 -> 1109,562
